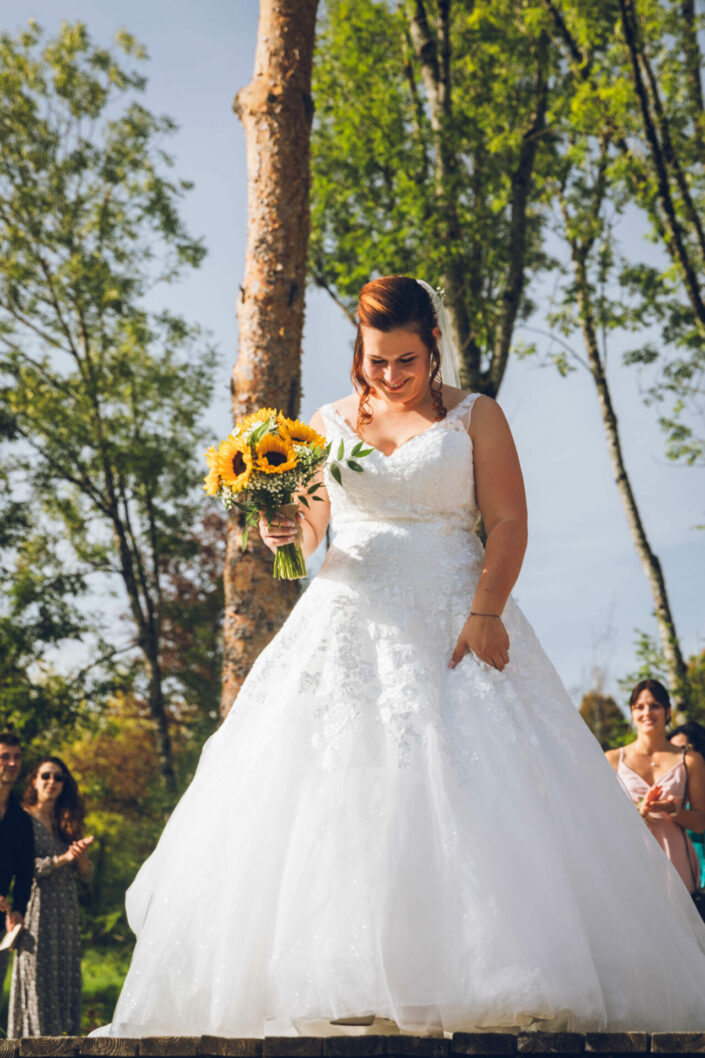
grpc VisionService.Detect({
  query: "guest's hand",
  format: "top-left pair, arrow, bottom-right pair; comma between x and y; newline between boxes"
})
647,794 -> 679,817
258,510 -> 301,554
450,614 -> 510,671
639,786 -> 664,819
66,835 -> 94,861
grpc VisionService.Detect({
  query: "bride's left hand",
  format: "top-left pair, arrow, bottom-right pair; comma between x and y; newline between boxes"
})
450,614 -> 510,671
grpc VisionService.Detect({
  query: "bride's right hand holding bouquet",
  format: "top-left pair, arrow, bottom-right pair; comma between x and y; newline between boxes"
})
204,406 -> 370,579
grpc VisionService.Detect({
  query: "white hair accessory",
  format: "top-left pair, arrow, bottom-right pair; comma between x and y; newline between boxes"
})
415,279 -> 462,388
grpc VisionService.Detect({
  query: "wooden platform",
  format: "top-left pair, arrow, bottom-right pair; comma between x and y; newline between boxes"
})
3,1034 -> 705,1058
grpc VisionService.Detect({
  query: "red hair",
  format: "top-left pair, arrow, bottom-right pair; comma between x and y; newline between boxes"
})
352,275 -> 446,430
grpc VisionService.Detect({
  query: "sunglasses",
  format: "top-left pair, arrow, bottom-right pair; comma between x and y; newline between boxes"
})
39,771 -> 65,783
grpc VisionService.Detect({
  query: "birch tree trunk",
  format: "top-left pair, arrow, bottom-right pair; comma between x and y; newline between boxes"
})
222,0 -> 319,717
567,237 -> 689,707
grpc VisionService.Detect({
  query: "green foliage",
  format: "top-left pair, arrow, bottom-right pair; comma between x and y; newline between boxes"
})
0,22 -> 221,769
0,459 -> 105,749
59,693 -> 188,943
81,944 -> 132,1034
543,0 -> 705,464
310,0 -> 558,386
619,631 -> 705,724
579,690 -> 632,750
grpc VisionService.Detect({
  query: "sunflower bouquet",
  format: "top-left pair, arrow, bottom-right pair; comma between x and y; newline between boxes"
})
203,408 -> 330,580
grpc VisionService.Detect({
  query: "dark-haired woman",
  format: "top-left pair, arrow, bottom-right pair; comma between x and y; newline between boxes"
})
671,719 -> 705,887
8,758 -> 93,1037
606,680 -> 705,893
97,276 -> 705,1037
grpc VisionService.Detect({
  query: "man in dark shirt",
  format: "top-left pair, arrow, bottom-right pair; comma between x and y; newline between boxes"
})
0,731 -> 34,993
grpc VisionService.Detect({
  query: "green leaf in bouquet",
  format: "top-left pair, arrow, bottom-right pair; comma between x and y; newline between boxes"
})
241,527 -> 249,550
357,448 -> 374,457
299,495 -> 310,509
330,463 -> 342,486
312,495 -> 324,501
336,439 -> 345,461
249,417 -> 277,446
351,441 -> 364,456
346,460 -> 364,472
308,482 -> 324,493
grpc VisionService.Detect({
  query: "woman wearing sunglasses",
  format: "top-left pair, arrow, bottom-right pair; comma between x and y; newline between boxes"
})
8,757 -> 93,1037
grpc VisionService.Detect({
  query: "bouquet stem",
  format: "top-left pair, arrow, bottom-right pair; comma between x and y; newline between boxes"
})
272,502 -> 307,580
273,541 -> 307,580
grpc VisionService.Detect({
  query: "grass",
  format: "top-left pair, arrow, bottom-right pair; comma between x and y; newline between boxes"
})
81,944 -> 132,1034
0,943 -> 132,1036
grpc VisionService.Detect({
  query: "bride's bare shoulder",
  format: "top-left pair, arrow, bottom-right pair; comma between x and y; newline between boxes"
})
310,394 -> 357,431
330,393 -> 359,420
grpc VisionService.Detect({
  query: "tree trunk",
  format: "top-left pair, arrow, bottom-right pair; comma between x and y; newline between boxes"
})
571,248 -> 689,707
144,647 -> 176,793
222,0 -> 319,717
406,0 -> 547,396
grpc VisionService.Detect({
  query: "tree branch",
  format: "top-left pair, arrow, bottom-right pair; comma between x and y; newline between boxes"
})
489,34 -> 549,393
619,0 -> 705,328
638,30 -> 705,265
681,0 -> 705,162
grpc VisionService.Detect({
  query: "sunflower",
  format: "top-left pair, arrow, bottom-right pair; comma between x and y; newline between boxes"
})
216,436 -> 254,491
237,407 -> 279,435
202,466 -> 221,496
254,434 -> 298,474
280,417 -> 326,449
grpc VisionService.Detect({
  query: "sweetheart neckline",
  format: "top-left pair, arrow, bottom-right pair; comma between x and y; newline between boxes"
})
328,392 -> 476,459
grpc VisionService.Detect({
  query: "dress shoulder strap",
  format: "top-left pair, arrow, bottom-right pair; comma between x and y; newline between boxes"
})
317,403 -> 342,437
447,392 -> 481,431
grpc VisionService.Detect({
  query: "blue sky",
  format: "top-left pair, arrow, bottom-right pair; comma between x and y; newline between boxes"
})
3,0 -> 703,706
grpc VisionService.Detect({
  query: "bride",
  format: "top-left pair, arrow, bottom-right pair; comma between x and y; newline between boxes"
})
96,275 -> 705,1037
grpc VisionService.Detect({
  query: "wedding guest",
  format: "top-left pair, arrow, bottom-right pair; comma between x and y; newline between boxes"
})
8,757 -> 93,1037
0,731 -> 34,1005
670,720 -> 705,888
606,680 -> 705,891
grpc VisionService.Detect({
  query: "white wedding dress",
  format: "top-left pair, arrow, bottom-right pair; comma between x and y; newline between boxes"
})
98,394 -> 705,1037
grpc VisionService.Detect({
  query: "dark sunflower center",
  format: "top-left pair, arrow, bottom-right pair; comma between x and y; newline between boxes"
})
231,451 -> 247,475
265,451 -> 287,467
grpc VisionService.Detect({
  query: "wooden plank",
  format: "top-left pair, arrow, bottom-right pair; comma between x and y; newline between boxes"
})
651,1037 -> 705,1054
451,1037 -> 517,1056
517,1036 -> 585,1055
323,1040 -> 386,1058
77,1041 -> 140,1057
198,1040 -> 263,1058
385,1040 -> 448,1058
263,1040 -> 323,1058
585,1036 -> 649,1054
19,1040 -> 81,1058
139,1040 -> 202,1057
0,1043 -> 19,1058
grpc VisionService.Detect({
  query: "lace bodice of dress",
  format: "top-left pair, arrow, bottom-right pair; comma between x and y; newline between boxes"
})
319,393 -> 481,533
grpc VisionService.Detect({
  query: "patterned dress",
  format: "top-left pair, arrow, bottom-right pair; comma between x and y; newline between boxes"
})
8,816 -> 82,1036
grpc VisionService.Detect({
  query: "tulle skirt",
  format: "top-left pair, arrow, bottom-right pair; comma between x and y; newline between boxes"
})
96,528 -> 705,1036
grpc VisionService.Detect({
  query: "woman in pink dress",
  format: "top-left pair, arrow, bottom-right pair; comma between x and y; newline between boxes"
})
606,679 -> 705,891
